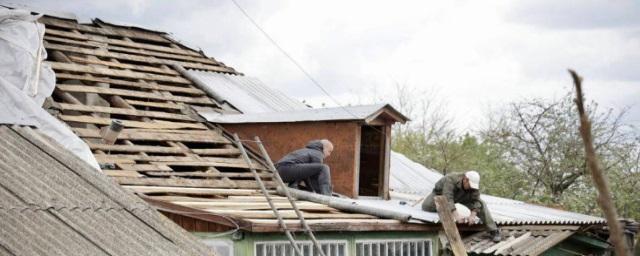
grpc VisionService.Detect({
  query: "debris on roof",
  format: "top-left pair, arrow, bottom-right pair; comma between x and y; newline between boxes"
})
0,125 -> 214,256
198,103 -> 409,124
463,225 -> 580,255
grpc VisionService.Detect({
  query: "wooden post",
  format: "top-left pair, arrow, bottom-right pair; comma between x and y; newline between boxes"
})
434,195 -> 468,256
569,69 -> 628,256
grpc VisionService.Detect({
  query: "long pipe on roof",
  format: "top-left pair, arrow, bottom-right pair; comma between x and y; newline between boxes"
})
278,187 -> 412,222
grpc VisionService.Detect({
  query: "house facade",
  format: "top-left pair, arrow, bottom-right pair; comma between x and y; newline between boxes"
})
13,7 -> 628,255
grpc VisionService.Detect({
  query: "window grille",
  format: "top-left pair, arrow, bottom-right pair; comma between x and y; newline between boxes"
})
355,239 -> 431,256
255,240 -> 347,256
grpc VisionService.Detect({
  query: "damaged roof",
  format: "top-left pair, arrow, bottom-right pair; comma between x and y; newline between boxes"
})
38,15 -> 403,232
0,125 -> 214,256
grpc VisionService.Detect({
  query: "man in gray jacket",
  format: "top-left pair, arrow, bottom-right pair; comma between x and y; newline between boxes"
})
275,139 -> 334,196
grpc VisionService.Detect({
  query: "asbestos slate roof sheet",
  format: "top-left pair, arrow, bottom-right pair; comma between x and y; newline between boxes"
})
388,152 -> 606,225
186,70 -> 308,113
463,225 -> 579,255
0,125 -> 214,256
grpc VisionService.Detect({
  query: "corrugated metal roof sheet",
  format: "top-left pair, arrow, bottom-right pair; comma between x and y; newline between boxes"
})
0,125 -> 215,256
388,152 -> 606,225
186,70 -> 308,113
199,104 -> 401,123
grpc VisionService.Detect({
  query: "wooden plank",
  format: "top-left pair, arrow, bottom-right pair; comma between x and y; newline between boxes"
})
87,143 -> 184,154
125,99 -> 183,110
59,114 -> 207,129
40,16 -> 171,44
57,103 -> 194,121
44,34 -> 105,48
50,61 -> 191,84
117,163 -> 173,172
435,195 -> 468,256
45,27 -> 202,57
173,201 -> 331,211
145,172 -> 270,178
150,160 -> 264,170
72,128 -> 229,143
95,154 -> 197,163
56,84 -> 214,105
45,42 -> 236,73
201,210 -> 374,219
116,177 -> 270,188
191,148 -> 241,156
66,54 -> 181,76
108,44 -> 219,66
55,72 -> 204,95
125,185 -> 264,196
103,170 -> 143,177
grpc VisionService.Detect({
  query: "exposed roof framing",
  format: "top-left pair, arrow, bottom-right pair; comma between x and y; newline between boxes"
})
40,15 -> 387,232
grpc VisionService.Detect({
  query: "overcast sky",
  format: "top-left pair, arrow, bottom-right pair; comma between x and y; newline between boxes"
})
10,0 -> 640,131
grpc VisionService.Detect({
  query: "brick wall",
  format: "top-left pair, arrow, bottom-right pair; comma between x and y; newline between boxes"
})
223,121 -> 361,197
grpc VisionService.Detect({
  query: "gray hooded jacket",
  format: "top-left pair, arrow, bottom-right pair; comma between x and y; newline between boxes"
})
276,140 -> 325,167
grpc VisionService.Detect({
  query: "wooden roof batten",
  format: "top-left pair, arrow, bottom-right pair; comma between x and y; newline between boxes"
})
40,15 -> 385,232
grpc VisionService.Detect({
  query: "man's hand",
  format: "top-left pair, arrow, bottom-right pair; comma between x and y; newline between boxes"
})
452,210 -> 466,223
467,211 -> 480,225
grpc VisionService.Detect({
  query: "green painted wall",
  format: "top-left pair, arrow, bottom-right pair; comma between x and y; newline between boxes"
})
194,231 -> 439,256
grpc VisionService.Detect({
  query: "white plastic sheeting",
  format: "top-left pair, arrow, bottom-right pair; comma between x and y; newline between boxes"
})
0,8 -> 100,170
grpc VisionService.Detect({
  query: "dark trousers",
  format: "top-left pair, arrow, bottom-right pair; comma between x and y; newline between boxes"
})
422,192 -> 497,231
276,163 -> 332,195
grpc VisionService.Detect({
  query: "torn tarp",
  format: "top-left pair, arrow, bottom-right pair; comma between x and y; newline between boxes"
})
0,7 -> 100,170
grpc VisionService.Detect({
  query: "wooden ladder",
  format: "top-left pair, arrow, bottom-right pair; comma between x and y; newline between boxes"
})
233,134 -> 327,256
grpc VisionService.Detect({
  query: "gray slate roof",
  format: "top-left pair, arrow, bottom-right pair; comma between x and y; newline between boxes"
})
0,125 -> 214,256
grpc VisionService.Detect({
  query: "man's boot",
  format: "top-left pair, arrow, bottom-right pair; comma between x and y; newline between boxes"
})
489,229 -> 502,242
319,184 -> 332,196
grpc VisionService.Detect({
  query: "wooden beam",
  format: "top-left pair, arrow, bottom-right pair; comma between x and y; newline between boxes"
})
124,99 -> 183,110
57,103 -> 194,121
87,143 -> 185,154
56,73 -> 204,95
72,128 -> 229,143
50,61 -> 191,84
58,114 -> 207,129
44,42 -> 236,73
125,185 -> 264,196
56,84 -> 214,105
115,177 -> 273,189
434,195 -> 468,256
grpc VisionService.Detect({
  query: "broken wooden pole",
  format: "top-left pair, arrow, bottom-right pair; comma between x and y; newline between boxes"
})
434,195 -> 467,256
569,69 -> 628,255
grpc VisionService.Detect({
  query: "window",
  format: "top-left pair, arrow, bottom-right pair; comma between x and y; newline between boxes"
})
356,239 -> 431,256
255,240 -> 347,256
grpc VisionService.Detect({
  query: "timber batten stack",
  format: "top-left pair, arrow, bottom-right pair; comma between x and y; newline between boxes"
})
40,15 -> 393,233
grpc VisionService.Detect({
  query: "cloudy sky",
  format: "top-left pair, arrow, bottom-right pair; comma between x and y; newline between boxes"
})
9,0 -> 640,131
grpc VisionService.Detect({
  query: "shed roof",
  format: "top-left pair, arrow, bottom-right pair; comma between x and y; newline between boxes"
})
199,103 -> 409,124
0,125 -> 214,255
